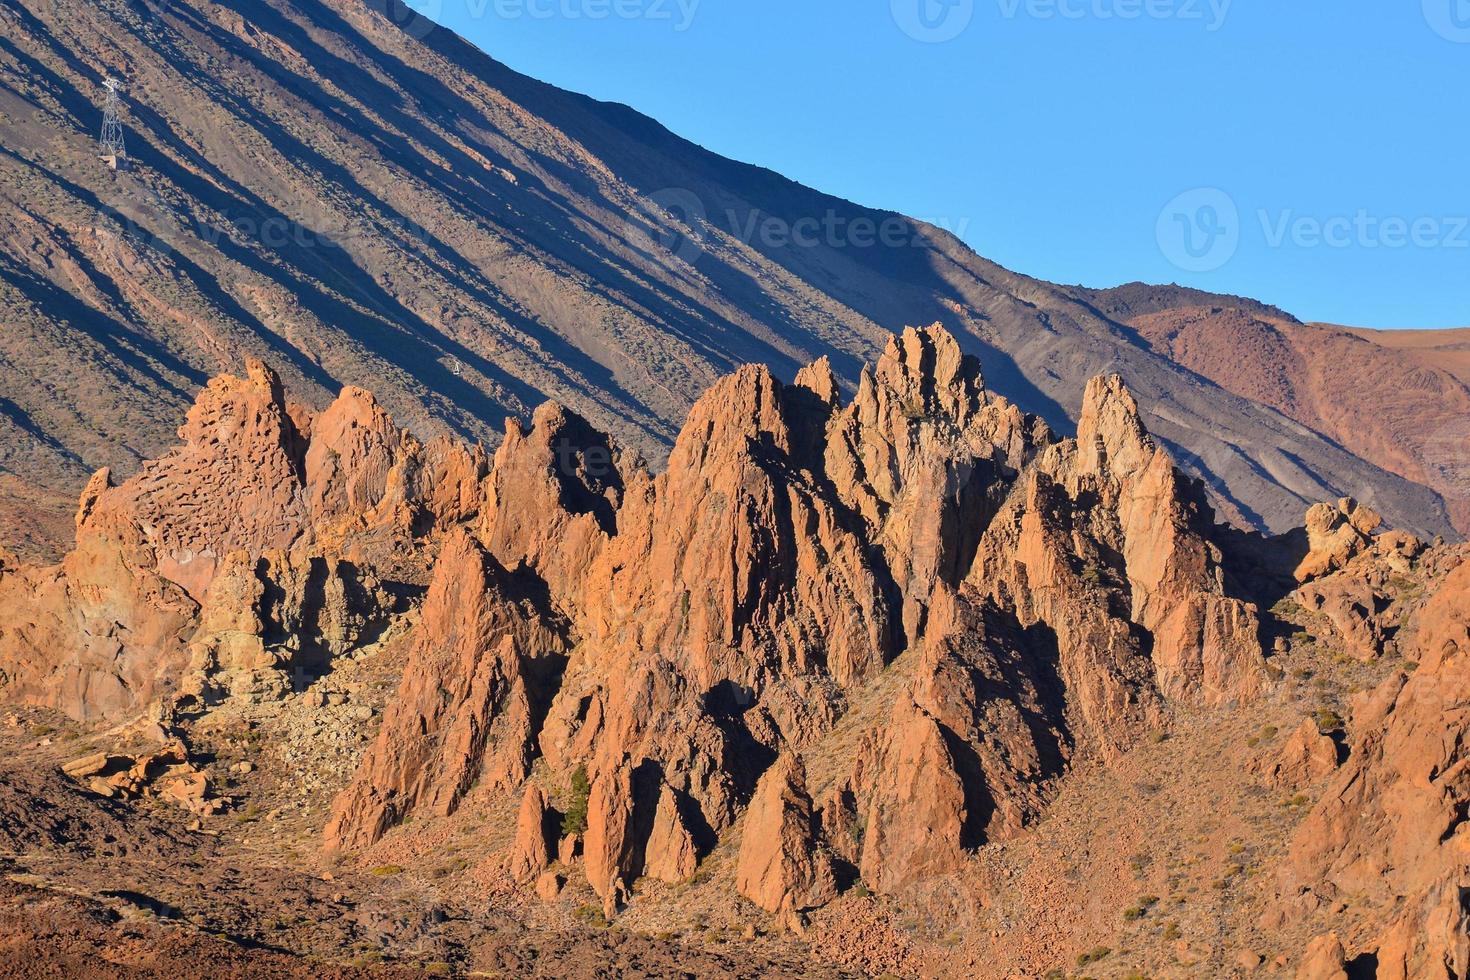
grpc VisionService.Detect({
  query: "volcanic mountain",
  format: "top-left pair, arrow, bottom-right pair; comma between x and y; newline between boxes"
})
0,0 -> 1456,566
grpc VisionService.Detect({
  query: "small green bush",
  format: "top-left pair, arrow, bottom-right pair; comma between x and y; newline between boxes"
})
562,766 -> 591,837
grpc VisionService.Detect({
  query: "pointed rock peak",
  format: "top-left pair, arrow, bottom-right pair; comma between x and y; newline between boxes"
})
323,384 -> 390,424
244,358 -> 285,403
864,323 -> 985,428
883,323 -> 981,387
1076,372 -> 1154,476
736,753 -> 836,917
180,358 -> 299,451
1079,373 -> 1145,439
673,363 -> 792,462
489,400 -> 624,538
793,356 -> 840,408
75,467 -> 113,530
436,525 -> 487,575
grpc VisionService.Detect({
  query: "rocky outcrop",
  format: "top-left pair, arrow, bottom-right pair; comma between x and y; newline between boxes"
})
1369,877 -> 1470,980
0,325 -> 1279,917
858,695 -> 970,895
1280,559 -> 1470,968
508,785 -> 553,884
825,326 -> 1049,640
479,403 -> 626,616
1256,718 -> 1340,791
0,360 -> 484,724
323,530 -> 565,851
60,740 -> 224,817
644,784 -> 699,884
735,755 -> 836,918
1295,498 -> 1382,584
583,759 -> 637,917
1297,934 -> 1349,980
1067,375 -> 1266,706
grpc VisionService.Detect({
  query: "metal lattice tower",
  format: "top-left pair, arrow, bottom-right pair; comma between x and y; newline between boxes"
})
99,77 -> 127,161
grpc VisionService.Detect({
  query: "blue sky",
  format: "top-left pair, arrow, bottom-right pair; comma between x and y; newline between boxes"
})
402,0 -> 1468,328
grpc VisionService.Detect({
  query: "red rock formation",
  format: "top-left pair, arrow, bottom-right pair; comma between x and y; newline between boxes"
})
478,403 -> 625,614
323,530 -> 565,851
1295,498 -> 1381,584
583,759 -> 637,916
1281,559 -> 1470,971
859,693 -> 969,894
1257,718 -> 1340,791
735,755 -> 836,917
825,325 -> 1049,639
0,360 -> 483,724
507,785 -> 552,884
0,326 -> 1280,918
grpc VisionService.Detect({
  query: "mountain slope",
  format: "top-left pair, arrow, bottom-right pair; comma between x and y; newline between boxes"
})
1124,303 -> 1470,535
0,0 -> 1453,560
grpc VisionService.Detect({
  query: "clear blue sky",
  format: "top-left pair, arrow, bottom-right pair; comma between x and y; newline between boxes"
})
403,0 -> 1468,328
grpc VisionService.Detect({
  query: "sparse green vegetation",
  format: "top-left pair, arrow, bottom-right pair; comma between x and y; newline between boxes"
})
1076,946 -> 1112,966
573,903 -> 609,927
1122,896 -> 1160,920
562,766 -> 591,837
1314,707 -> 1344,732
370,865 -> 404,877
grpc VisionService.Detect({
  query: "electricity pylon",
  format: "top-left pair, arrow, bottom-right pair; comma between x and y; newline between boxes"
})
99,77 -> 127,168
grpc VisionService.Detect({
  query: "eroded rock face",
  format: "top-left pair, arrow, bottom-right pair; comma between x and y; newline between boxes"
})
0,361 -> 483,724
323,530 -> 565,851
1281,560 -> 1470,969
508,785 -> 553,884
858,695 -> 969,895
1256,718 -> 1340,791
736,755 -> 836,916
1295,497 -> 1382,584
0,326 -> 1278,917
825,326 -> 1049,640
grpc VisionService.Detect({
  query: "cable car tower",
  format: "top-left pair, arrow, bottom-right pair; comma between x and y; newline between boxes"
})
99,76 -> 127,169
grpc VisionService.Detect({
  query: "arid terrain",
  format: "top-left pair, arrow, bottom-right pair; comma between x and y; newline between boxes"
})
2,2 -> 1469,978
0,325 -> 1465,977
0,0 -> 1461,567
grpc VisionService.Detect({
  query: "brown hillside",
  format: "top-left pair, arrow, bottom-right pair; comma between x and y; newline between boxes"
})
1130,306 -> 1470,535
